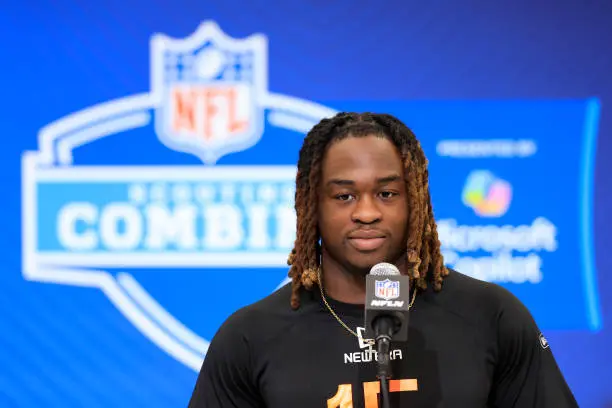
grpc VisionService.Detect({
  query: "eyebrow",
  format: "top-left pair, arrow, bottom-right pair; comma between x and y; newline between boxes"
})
326,174 -> 402,187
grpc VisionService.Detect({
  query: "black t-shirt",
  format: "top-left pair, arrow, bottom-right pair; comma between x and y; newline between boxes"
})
188,270 -> 578,407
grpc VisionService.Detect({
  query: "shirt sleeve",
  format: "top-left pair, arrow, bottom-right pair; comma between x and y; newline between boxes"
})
489,288 -> 579,408
187,310 -> 264,408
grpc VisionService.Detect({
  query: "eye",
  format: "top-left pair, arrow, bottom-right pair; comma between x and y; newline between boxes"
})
379,191 -> 398,199
335,193 -> 355,201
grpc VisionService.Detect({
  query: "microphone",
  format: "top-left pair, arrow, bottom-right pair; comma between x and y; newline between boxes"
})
364,262 -> 411,345
363,262 -> 411,408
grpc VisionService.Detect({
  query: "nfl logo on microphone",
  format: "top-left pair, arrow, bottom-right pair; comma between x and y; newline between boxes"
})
375,279 -> 400,300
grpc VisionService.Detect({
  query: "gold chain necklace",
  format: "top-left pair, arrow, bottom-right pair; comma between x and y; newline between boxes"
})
317,268 -> 417,345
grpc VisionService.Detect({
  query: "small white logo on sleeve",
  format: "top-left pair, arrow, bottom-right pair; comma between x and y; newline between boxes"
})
539,333 -> 550,349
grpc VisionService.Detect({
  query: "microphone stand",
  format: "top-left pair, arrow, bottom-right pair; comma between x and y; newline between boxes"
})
375,318 -> 393,408
364,265 -> 411,408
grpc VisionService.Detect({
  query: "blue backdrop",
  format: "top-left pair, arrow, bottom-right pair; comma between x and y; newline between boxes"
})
2,1 -> 612,407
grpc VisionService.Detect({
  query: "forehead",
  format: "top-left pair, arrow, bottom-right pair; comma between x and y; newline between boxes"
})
321,135 -> 404,180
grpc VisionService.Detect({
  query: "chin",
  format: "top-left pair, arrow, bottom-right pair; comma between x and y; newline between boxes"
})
347,254 -> 390,274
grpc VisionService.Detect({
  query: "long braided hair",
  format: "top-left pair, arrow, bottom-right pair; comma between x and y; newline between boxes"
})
287,112 -> 449,309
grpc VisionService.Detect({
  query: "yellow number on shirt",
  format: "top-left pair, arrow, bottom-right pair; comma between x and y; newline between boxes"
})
327,379 -> 418,408
363,379 -> 418,408
327,384 -> 353,408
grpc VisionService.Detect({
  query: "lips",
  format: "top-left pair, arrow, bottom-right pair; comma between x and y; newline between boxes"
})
348,230 -> 386,251
349,237 -> 386,251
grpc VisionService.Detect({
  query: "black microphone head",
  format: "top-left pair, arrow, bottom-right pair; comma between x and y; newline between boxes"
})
369,262 -> 400,276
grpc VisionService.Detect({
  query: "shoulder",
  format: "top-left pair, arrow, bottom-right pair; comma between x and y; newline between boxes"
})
216,283 -> 290,332
424,269 -> 537,331
441,270 -> 581,406
211,282 -> 316,346
189,284 -> 303,407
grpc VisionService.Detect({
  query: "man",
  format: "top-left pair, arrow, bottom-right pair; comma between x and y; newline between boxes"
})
188,112 -> 578,407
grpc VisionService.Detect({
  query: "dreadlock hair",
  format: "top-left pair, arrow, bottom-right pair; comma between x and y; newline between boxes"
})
286,112 -> 449,309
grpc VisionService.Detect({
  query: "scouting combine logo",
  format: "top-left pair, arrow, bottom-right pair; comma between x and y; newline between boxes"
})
21,21 -> 337,372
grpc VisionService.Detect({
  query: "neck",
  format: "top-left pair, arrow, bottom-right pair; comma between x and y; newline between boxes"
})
320,249 -> 408,305
320,258 -> 367,305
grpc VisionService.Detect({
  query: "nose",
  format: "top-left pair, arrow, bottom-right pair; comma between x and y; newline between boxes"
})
351,196 -> 382,224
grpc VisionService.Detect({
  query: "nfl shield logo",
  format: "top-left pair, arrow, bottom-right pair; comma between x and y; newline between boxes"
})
375,279 -> 400,300
150,21 -> 267,164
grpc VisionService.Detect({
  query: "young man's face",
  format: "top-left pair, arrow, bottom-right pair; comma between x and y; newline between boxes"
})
318,134 -> 409,276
